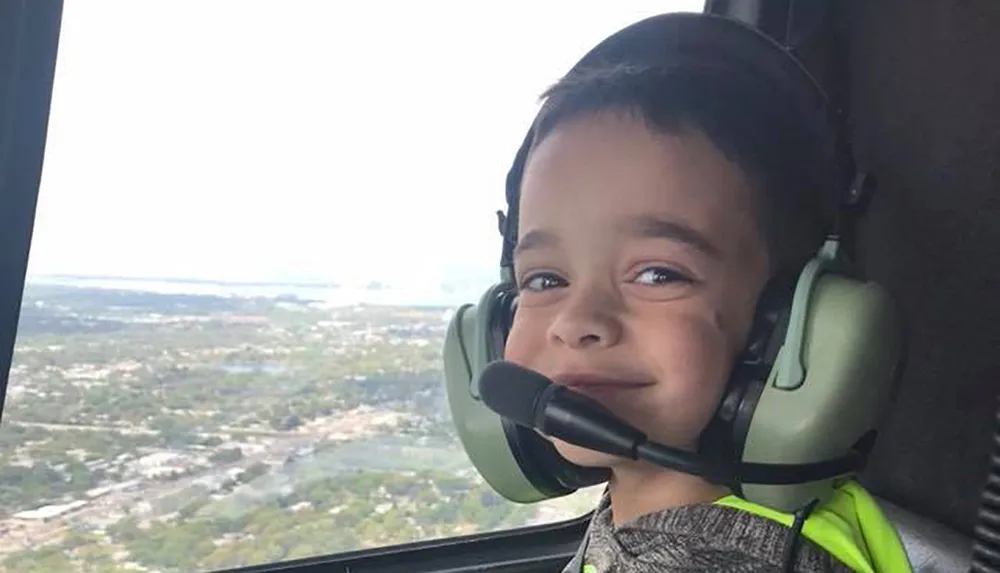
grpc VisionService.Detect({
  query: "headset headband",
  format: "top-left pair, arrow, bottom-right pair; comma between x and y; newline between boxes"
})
498,12 -> 852,271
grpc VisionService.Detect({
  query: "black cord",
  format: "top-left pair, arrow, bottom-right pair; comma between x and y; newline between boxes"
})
452,304 -> 474,383
782,498 -> 820,572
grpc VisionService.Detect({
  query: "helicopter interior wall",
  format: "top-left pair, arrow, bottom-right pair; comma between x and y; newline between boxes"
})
835,0 -> 1000,537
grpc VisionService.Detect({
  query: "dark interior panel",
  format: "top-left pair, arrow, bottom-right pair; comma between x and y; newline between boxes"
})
838,0 -> 1000,536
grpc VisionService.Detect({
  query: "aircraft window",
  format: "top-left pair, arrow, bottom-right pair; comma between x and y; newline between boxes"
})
0,1 -> 699,571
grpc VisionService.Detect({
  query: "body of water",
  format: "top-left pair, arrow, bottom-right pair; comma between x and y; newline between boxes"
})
25,275 -> 491,308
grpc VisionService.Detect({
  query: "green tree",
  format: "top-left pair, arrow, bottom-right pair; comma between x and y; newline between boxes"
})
3,547 -> 74,573
239,461 -> 269,483
199,435 -> 224,447
209,447 -> 243,465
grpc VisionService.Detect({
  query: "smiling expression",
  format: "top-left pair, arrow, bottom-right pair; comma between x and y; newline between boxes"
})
503,111 -> 771,469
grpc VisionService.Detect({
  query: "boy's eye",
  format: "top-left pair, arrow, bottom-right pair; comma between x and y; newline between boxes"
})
632,266 -> 691,286
520,272 -> 566,292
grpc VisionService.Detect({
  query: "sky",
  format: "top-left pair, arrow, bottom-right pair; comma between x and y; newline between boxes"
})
27,0 -> 702,289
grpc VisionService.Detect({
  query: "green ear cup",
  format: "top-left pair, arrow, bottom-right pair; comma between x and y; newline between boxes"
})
740,273 -> 902,511
443,284 -> 551,503
774,239 -> 843,391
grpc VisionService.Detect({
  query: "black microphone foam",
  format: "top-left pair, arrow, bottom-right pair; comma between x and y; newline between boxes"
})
479,360 -> 644,459
478,360 -> 550,429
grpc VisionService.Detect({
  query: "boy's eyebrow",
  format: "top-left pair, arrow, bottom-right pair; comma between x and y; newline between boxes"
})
513,229 -> 558,258
623,215 -> 722,259
513,216 -> 721,259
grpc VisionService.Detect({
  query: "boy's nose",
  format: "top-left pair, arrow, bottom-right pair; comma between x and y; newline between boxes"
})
547,291 -> 624,350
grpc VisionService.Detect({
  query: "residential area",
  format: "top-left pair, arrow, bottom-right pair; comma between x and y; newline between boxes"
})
0,283 -> 597,572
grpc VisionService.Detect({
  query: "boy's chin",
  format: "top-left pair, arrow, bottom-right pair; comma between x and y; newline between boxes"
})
551,438 -> 626,469
548,435 -> 700,472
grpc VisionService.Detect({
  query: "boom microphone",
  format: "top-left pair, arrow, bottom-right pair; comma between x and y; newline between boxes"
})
478,360 -> 865,486
477,360 -> 643,459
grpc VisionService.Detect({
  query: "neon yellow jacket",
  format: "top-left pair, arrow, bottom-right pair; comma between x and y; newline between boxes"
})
714,481 -> 912,572
568,480 -> 911,573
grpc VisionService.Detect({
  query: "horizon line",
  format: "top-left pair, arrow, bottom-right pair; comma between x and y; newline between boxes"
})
26,273 -> 344,289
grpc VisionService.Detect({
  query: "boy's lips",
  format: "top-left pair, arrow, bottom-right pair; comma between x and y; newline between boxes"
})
552,372 -> 655,399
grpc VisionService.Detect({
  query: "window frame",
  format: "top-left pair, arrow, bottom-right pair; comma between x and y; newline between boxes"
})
224,515 -> 590,573
0,0 -> 63,419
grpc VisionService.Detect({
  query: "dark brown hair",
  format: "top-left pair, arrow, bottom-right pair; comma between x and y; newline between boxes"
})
529,62 -> 838,272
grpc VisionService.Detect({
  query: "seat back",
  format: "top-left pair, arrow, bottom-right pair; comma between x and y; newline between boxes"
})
879,497 -> 972,572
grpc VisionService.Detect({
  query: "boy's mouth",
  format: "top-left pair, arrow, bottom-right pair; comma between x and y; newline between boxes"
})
552,372 -> 654,401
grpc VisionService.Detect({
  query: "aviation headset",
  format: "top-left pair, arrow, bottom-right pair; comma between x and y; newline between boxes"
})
443,13 -> 901,513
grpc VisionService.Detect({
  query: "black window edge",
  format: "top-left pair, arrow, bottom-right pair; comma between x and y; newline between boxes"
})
0,0 -> 64,419
219,513 -> 591,573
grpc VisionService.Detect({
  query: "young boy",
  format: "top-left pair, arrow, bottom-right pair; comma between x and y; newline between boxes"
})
499,13 -> 910,573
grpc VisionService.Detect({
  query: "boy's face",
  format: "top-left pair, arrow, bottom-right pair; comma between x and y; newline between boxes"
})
504,111 -> 770,469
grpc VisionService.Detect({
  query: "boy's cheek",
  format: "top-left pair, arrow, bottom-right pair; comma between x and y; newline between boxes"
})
502,315 -> 540,365
629,323 -> 734,447
626,391 -> 721,450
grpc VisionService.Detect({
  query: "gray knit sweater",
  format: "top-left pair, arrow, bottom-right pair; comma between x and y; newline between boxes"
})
562,491 -> 853,573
